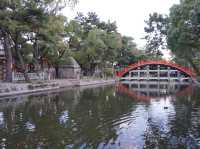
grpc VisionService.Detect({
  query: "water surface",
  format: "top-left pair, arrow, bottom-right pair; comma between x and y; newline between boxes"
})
0,82 -> 200,149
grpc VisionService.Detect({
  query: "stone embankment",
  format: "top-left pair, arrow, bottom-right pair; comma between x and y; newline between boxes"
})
0,79 -> 115,98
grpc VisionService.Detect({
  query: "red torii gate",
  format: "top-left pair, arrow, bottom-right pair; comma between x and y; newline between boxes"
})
115,60 -> 197,81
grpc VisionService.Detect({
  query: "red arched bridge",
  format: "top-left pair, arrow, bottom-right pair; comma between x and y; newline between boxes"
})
115,60 -> 197,82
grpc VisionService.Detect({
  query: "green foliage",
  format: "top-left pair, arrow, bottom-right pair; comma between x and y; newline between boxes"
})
0,0 -> 141,80
144,12 -> 167,58
144,0 -> 200,74
0,0 -> 77,81
67,12 -> 137,75
116,36 -> 137,66
103,68 -> 113,77
168,0 -> 200,74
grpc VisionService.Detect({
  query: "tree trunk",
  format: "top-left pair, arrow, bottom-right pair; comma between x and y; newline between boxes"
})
3,32 -> 13,82
14,34 -> 30,82
187,57 -> 200,75
55,64 -> 59,78
33,38 -> 41,72
16,49 -> 30,82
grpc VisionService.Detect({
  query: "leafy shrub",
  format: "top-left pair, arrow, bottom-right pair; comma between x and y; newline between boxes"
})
104,68 -> 113,77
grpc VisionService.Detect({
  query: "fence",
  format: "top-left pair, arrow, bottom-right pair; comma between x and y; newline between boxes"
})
12,72 -> 46,81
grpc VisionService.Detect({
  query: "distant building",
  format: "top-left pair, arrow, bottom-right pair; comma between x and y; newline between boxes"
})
0,46 -> 81,81
58,57 -> 81,79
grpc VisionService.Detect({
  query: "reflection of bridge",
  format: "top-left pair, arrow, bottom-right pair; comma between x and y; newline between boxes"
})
116,60 -> 197,82
117,82 -> 194,102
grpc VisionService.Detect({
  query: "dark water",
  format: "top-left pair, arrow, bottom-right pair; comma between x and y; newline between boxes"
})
0,82 -> 200,149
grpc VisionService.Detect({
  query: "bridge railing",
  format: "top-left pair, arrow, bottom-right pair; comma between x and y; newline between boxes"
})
115,60 -> 197,79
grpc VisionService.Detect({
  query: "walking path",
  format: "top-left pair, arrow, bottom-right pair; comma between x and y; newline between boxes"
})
0,79 -> 116,98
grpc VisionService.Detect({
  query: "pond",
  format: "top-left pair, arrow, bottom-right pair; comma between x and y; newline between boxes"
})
0,82 -> 200,149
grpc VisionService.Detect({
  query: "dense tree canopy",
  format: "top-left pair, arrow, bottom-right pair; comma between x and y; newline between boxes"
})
0,0 -> 140,81
0,0 -> 76,81
67,12 -> 138,75
168,0 -> 200,74
144,0 -> 200,74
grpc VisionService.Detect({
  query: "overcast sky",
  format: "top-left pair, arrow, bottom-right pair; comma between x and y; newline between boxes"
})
63,0 -> 180,48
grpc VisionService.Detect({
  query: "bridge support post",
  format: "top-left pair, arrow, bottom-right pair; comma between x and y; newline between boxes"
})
138,67 -> 141,87
147,65 -> 150,81
158,65 -> 160,93
138,67 -> 141,78
128,71 -> 131,81
178,71 -> 181,83
158,65 -> 160,81
168,67 -> 170,82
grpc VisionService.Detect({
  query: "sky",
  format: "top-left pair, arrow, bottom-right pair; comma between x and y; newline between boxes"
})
63,0 -> 180,47
63,0 -> 180,59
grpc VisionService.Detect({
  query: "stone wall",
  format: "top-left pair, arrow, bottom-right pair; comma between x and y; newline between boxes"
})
58,66 -> 80,79
58,57 -> 81,79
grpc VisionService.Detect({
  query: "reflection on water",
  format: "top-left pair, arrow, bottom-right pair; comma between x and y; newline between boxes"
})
0,82 -> 200,148
118,81 -> 194,101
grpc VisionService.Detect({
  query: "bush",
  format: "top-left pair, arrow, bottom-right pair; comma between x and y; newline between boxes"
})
104,68 -> 113,78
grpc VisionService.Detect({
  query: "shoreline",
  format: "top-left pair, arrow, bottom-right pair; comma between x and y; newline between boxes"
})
1,78 -> 198,99
0,79 -> 116,98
